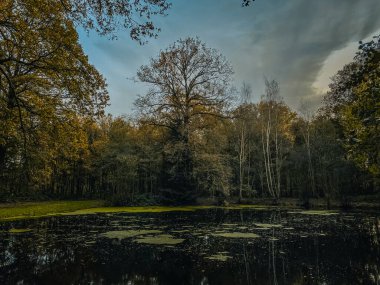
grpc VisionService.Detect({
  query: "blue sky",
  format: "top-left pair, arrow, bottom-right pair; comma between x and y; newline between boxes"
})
78,0 -> 380,116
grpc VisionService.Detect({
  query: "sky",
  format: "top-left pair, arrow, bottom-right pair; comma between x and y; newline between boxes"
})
78,0 -> 380,116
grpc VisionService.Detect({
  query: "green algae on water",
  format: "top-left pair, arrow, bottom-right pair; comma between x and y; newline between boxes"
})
269,237 -> 279,241
1,203 -> 278,221
8,228 -> 32,233
205,253 -> 232,262
101,230 -> 162,240
171,230 -> 190,233
237,226 -> 248,230
58,204 -> 275,217
252,227 -> 271,230
211,232 -> 260,238
255,223 -> 283,228
0,200 -> 104,221
288,210 -> 338,216
223,205 -> 272,210
135,234 -> 184,245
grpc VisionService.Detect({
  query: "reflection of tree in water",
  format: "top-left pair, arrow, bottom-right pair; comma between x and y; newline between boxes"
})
1,210 -> 380,284
232,210 -> 380,285
359,216 -> 380,284
0,234 -> 81,284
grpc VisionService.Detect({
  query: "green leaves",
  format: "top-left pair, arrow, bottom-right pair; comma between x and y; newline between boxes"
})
324,35 -> 380,182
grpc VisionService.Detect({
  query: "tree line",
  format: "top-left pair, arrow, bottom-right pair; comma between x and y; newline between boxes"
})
0,1 -> 378,204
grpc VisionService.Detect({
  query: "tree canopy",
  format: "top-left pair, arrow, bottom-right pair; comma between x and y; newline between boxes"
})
0,0 -> 171,42
135,37 -> 233,201
0,0 -> 108,195
323,35 -> 380,184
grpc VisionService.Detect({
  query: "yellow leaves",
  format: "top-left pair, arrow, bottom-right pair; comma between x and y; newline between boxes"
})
257,101 -> 297,144
0,0 -> 110,190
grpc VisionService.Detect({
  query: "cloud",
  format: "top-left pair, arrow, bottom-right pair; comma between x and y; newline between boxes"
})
240,0 -> 380,109
78,0 -> 380,115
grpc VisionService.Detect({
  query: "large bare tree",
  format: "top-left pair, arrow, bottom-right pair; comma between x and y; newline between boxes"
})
135,37 -> 233,199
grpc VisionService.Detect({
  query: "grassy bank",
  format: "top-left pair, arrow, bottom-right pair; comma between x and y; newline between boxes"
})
0,200 -> 105,221
0,201 -> 273,221
1,196 -> 378,222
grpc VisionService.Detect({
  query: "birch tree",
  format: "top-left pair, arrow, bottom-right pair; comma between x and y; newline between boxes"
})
237,83 -> 252,200
298,101 -> 316,197
260,79 -> 295,199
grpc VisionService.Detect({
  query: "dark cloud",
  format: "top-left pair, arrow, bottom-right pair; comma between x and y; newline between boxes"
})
243,0 -> 380,108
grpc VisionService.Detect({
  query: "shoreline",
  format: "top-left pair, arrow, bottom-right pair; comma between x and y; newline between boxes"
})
0,196 -> 379,221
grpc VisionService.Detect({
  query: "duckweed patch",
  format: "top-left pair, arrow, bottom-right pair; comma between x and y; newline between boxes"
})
8,228 -> 32,233
0,203 -> 288,221
62,205 -> 271,216
135,234 -> 184,245
205,253 -> 232,262
269,237 -> 279,241
255,223 -> 283,228
288,210 -> 339,216
171,230 -> 190,233
211,232 -> 260,238
101,230 -> 162,240
224,205 -> 272,210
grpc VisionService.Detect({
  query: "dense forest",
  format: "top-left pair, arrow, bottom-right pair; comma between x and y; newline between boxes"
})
0,0 -> 379,205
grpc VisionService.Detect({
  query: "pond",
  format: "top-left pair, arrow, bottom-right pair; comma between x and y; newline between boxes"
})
0,207 -> 379,284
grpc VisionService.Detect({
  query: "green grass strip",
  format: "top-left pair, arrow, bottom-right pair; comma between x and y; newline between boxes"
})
0,200 -> 105,221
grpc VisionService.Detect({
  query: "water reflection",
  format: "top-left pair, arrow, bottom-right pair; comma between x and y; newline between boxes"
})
0,209 -> 379,284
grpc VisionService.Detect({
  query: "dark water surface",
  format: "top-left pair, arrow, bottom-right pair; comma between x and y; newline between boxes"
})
0,208 -> 379,285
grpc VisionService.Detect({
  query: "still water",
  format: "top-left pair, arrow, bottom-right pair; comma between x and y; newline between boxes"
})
0,208 -> 379,284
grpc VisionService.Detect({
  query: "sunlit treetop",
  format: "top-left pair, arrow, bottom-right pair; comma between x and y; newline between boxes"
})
0,0 -> 109,117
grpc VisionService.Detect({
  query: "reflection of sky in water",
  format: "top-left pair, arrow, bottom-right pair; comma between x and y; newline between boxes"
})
0,209 -> 379,284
